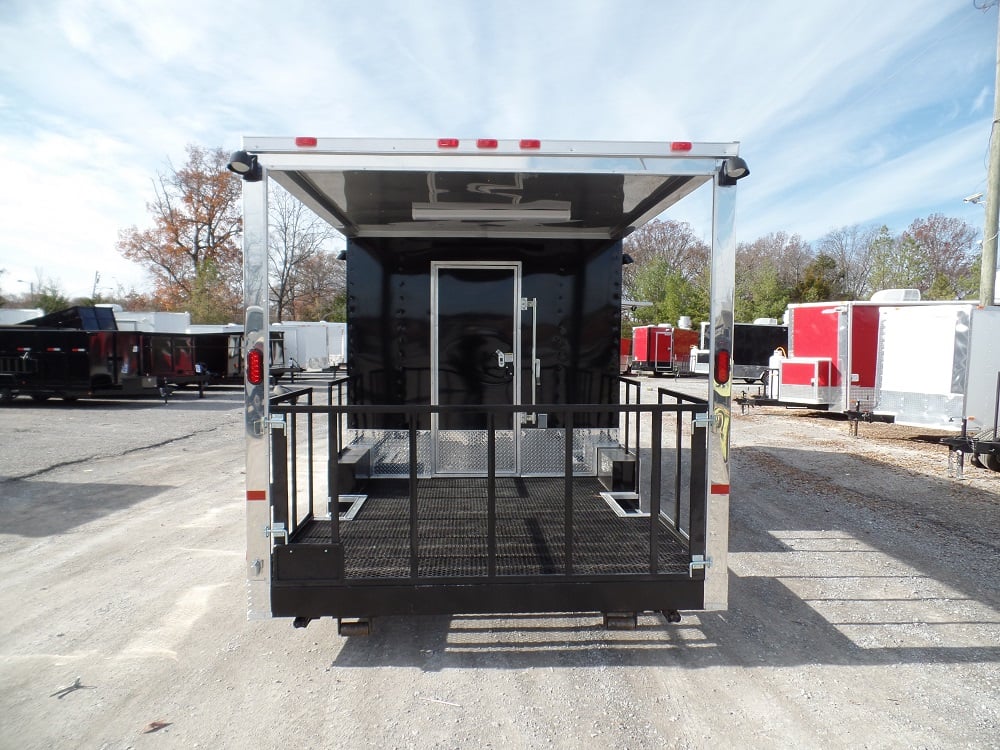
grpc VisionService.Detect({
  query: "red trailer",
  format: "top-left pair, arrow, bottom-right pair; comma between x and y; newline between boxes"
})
630,324 -> 699,376
750,293 -> 955,414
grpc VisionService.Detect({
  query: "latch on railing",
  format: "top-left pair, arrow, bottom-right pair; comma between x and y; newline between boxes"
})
265,522 -> 287,543
254,414 -> 286,435
691,413 -> 712,433
688,554 -> 711,577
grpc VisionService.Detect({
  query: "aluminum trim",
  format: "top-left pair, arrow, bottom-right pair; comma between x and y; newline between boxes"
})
704,176 -> 738,611
242,177 -> 272,620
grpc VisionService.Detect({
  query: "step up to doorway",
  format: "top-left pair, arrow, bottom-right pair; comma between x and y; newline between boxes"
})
596,446 -> 637,492
337,445 -> 371,492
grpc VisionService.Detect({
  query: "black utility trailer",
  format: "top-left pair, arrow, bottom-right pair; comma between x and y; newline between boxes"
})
233,137 -> 748,632
0,306 -> 208,403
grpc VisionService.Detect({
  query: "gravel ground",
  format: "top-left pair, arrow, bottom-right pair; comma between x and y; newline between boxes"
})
0,378 -> 997,749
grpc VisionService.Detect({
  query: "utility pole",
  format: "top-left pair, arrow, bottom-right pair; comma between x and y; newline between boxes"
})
982,3 -> 1000,306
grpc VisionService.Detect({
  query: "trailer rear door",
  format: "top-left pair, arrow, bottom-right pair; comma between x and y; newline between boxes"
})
432,262 -> 521,473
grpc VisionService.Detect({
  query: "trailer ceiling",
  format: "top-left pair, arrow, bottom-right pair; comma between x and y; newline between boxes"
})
246,139 -> 737,240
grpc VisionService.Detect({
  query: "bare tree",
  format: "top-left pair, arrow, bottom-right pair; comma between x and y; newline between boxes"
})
268,185 -> 338,321
292,251 -> 347,321
818,224 -> 879,299
899,214 -> 979,298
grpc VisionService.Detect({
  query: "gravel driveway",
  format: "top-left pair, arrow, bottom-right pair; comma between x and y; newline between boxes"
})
0,379 -> 996,749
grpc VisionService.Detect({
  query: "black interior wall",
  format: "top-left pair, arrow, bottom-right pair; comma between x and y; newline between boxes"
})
345,236 -> 623,429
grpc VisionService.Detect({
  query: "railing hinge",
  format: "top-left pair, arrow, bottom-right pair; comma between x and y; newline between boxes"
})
688,554 -> 711,577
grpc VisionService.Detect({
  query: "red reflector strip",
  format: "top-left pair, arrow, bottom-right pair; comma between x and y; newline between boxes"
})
47,347 -> 62,352
711,484 -> 730,495
247,490 -> 267,501
295,136 -> 318,147
477,138 -> 498,149
519,139 -> 541,149
71,348 -> 86,352
671,141 -> 693,151
438,138 -> 459,148
17,347 -> 31,352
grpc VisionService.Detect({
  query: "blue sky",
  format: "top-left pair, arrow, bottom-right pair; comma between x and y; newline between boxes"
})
0,0 -> 996,299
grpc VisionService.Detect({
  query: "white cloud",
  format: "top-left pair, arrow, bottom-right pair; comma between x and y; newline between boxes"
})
0,0 -> 995,297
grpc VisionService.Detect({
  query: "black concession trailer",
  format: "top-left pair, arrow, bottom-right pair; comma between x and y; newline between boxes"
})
233,137 -> 748,633
0,306 -> 208,403
732,321 -> 788,383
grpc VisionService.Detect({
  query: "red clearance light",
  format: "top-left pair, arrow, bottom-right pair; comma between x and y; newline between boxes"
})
714,348 -> 731,385
477,138 -> 498,149
519,139 -> 541,150
247,347 -> 265,385
295,136 -> 318,147
438,138 -> 459,148
671,141 -> 693,152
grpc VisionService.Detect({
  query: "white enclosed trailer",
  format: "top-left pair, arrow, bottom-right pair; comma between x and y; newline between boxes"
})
232,137 -> 748,631
874,303 -> 1000,471
272,320 -> 346,370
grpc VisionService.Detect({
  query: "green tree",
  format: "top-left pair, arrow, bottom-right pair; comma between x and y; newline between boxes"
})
793,254 -> 842,302
630,258 -> 708,327
35,282 -> 70,314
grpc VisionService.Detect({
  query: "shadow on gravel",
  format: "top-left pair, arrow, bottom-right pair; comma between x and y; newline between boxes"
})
0,478 -> 170,536
327,566 -> 1000,671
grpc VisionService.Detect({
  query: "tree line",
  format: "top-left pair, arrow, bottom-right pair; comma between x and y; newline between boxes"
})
623,214 -> 981,334
0,143 -> 984,328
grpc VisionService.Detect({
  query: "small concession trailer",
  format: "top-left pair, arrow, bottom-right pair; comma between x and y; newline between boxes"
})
629,324 -> 700,376
873,302 -> 1000,472
232,137 -> 748,632
693,319 -> 787,383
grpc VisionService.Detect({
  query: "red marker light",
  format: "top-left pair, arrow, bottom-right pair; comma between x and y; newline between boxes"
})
438,138 -> 459,148
247,347 -> 265,385
671,141 -> 693,152
477,138 -> 498,149
295,136 -> 318,147
714,349 -> 731,384
519,139 -> 541,150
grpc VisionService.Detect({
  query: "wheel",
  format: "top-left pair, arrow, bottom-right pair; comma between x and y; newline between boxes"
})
0,386 -> 14,404
982,452 -> 1000,473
